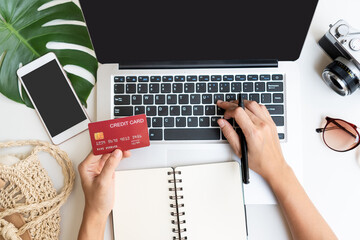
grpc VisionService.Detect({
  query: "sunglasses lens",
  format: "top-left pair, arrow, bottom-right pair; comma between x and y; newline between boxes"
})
323,120 -> 359,151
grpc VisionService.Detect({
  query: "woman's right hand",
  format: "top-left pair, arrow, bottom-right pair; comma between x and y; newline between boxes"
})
216,100 -> 289,182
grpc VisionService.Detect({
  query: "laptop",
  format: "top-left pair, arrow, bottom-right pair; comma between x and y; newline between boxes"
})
80,0 -> 318,204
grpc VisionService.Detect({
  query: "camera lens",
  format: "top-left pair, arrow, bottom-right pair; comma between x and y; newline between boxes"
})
322,57 -> 360,96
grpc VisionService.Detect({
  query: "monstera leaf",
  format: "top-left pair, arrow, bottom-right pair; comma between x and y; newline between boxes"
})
0,0 -> 97,108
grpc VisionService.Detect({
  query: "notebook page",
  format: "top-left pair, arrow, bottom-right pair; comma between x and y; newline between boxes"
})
113,168 -> 174,240
177,161 -> 247,240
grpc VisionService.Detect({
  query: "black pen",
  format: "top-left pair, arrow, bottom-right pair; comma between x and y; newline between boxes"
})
238,96 -> 250,184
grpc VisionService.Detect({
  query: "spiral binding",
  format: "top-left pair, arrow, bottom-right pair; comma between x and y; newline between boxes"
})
168,169 -> 187,240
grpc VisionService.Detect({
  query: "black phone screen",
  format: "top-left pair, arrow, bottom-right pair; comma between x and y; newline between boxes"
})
21,59 -> 87,137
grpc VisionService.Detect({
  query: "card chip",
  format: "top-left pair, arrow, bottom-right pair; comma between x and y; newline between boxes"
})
94,132 -> 104,140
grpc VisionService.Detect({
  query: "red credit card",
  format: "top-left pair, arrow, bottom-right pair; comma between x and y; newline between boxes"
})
88,114 -> 150,155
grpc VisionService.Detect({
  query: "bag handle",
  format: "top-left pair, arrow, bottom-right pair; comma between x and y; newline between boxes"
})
0,140 -> 75,237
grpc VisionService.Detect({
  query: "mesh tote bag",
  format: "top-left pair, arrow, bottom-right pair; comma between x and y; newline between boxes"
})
0,140 -> 75,240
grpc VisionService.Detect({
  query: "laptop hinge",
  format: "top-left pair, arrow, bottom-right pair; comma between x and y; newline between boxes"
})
118,59 -> 278,69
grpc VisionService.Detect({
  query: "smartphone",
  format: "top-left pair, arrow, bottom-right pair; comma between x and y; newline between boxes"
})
17,52 -> 91,145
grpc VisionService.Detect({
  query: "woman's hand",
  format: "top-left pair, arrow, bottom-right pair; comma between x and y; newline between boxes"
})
216,100 -> 288,182
78,149 -> 131,240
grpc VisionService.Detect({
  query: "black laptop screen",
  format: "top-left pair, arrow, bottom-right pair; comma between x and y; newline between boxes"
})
80,0 -> 318,64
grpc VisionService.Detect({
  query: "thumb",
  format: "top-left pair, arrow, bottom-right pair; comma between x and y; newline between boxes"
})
100,149 -> 122,181
218,119 -> 241,156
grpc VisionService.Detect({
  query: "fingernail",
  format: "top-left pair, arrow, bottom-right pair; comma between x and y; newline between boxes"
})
217,100 -> 223,103
112,149 -> 121,158
218,119 -> 225,128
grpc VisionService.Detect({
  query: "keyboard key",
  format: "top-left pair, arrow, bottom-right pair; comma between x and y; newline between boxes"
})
163,76 -> 173,82
193,105 -> 204,115
126,84 -> 136,93
126,76 -> 137,82
175,76 -> 185,82
176,117 -> 186,127
187,75 -> 197,82
199,75 -> 210,81
181,106 -> 192,115
114,106 -> 133,116
131,95 -> 142,105
202,94 -> 212,104
211,75 -> 221,81
151,76 -> 161,82
149,83 -> 160,93
149,129 -> 162,140
226,118 -> 234,126
208,83 -> 218,92
167,95 -> 177,104
190,94 -> 201,104
155,95 -> 166,104
243,82 -> 253,92
260,75 -> 271,81
239,93 -> 248,101
179,94 -> 189,104
173,83 -> 183,93
205,105 -> 216,115
231,82 -> 241,92
134,106 -> 145,115
143,95 -> 154,105
114,76 -> 125,82
214,94 -> 224,103
152,117 -> 163,127
247,75 -> 258,81
278,133 -> 285,140
217,107 -> 225,115
255,82 -> 265,92
225,94 -> 236,101
187,117 -> 198,127
158,106 -> 168,116
199,117 -> 210,127
223,75 -> 234,81
272,116 -> 284,126
146,117 -> 151,127
196,83 -> 206,93
138,84 -> 148,93
249,93 -> 260,103
138,76 -> 149,82
170,106 -> 180,116
265,105 -> 284,115
114,84 -> 124,93
273,93 -> 284,103
164,128 -> 220,140
211,117 -> 221,127
184,83 -> 195,93
146,106 -> 157,116
220,83 -> 230,92
114,95 -> 130,105
272,74 -> 283,80
161,83 -> 171,93
164,117 -> 175,127
261,93 -> 271,103
267,82 -> 283,92
235,75 -> 246,81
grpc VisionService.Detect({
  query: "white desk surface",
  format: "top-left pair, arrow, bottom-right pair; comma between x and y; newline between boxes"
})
1,0 -> 360,239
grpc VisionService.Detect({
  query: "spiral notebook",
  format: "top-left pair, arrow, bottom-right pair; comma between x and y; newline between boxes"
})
112,161 -> 248,240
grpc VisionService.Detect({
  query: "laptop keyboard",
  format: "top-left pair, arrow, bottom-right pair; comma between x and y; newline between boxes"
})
113,74 -> 285,141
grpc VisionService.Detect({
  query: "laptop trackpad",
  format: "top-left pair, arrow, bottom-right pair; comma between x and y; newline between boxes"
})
166,144 -> 232,167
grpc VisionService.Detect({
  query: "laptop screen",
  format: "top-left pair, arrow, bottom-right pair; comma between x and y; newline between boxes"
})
80,0 -> 318,65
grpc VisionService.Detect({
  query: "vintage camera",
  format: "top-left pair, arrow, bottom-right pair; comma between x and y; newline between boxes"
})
318,19 -> 360,96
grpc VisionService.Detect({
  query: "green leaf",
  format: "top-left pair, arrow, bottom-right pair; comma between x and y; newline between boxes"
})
0,0 -> 98,108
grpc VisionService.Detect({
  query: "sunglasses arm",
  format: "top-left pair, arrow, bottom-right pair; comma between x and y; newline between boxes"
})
315,124 -> 357,138
315,128 -> 324,133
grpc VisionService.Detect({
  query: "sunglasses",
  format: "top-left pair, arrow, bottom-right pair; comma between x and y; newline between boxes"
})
316,117 -> 360,152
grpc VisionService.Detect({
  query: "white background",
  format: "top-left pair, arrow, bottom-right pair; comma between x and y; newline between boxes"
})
1,0 -> 360,239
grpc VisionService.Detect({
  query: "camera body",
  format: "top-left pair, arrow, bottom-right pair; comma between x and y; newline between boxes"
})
318,19 -> 360,96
